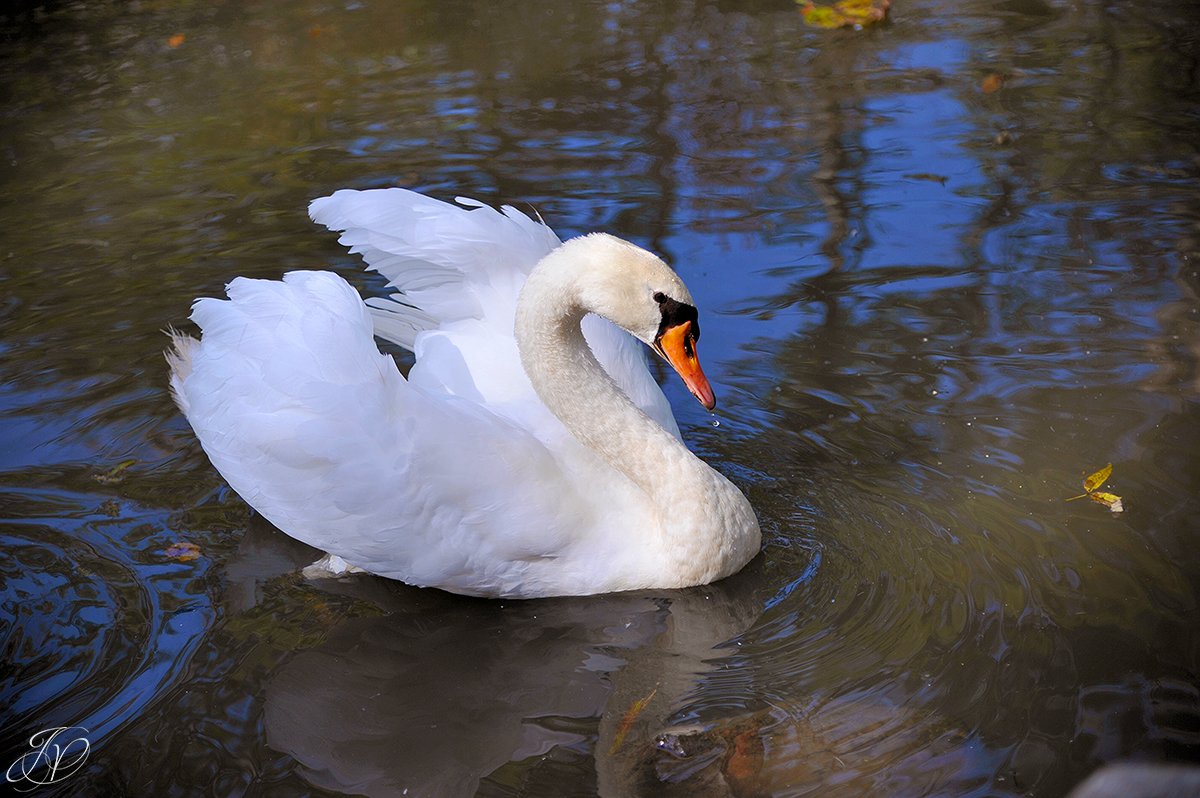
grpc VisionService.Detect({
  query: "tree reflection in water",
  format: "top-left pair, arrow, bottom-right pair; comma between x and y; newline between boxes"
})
1,0 -> 1198,795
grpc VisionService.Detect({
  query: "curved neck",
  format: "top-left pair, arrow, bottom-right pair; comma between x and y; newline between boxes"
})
513,240 -> 762,586
515,260 -> 700,503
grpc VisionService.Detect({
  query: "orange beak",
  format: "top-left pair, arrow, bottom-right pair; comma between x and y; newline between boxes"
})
656,320 -> 716,411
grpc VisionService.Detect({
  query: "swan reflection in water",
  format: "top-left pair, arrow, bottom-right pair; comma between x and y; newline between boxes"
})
232,522 -> 999,797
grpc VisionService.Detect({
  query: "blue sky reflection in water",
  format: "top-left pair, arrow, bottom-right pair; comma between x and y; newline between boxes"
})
1,0 -> 1198,795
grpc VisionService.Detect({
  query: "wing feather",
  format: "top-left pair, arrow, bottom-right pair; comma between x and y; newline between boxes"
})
309,187 -> 680,437
308,189 -> 560,348
178,272 -> 601,596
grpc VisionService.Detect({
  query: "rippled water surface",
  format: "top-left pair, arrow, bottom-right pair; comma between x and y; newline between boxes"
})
2,1 -> 1198,795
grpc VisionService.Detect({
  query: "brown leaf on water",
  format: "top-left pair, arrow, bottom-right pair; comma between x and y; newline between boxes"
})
609,685 -> 658,754
1066,463 -> 1123,513
167,34 -> 186,49
165,541 -> 202,561
904,172 -> 948,185
1089,491 -> 1124,514
799,0 -> 891,29
981,73 -> 1006,94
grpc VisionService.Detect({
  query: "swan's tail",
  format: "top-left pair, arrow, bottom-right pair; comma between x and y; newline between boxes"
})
168,270 -> 415,543
165,268 -> 592,595
165,328 -> 199,415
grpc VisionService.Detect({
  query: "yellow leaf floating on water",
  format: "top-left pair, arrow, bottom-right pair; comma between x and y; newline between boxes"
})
609,685 -> 658,754
1066,463 -> 1123,514
1082,462 -> 1113,494
799,0 -> 891,29
800,3 -> 844,27
165,541 -> 202,561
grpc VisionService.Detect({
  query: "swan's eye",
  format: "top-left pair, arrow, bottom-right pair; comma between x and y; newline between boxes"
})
652,295 -> 701,348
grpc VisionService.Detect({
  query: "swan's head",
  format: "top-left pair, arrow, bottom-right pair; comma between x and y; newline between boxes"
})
563,234 -> 716,410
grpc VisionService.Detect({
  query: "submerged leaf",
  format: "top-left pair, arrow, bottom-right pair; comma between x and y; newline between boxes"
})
723,726 -> 767,788
904,172 -> 949,185
94,458 -> 137,485
981,73 -> 1006,94
609,685 -> 658,754
165,541 -> 202,561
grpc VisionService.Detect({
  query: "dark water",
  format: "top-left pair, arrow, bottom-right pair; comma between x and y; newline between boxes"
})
2,0 -> 1198,795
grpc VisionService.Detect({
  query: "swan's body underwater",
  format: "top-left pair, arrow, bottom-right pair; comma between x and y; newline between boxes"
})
168,188 -> 760,598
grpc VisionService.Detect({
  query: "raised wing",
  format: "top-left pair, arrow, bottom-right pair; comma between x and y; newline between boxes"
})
309,188 -> 681,438
308,189 -> 560,350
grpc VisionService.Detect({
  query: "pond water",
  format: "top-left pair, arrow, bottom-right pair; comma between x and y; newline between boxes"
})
2,0 -> 1198,795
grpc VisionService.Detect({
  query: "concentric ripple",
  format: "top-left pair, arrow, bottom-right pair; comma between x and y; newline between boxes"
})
0,485 -> 213,775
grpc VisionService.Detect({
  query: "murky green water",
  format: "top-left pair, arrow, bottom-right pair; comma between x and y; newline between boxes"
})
2,1 -> 1198,795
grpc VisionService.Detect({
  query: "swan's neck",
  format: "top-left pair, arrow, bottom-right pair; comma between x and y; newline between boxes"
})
515,268 -> 697,504
514,247 -> 760,586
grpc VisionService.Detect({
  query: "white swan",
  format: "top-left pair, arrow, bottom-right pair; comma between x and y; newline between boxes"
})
168,188 -> 760,598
